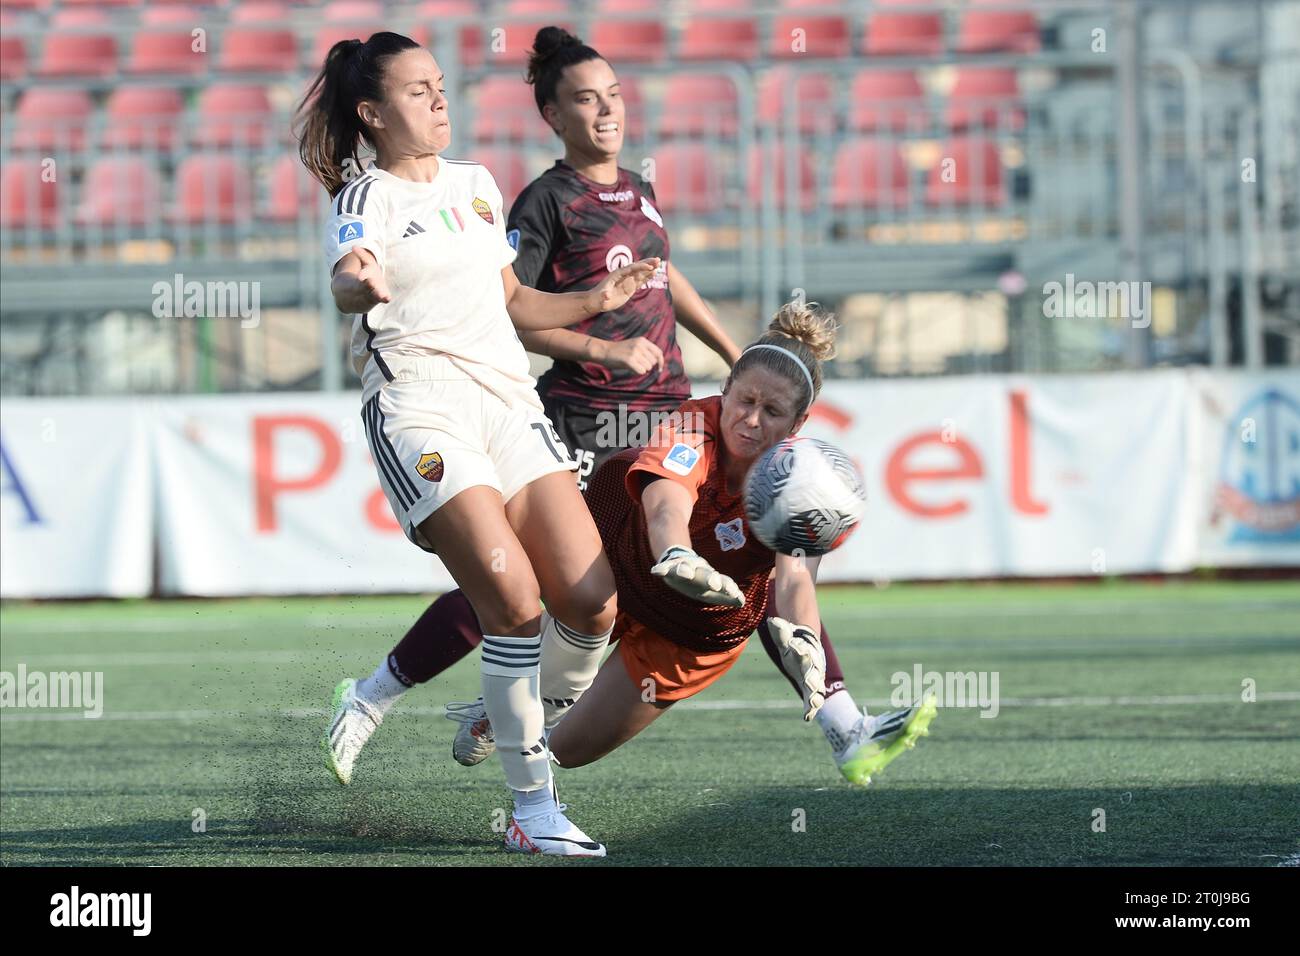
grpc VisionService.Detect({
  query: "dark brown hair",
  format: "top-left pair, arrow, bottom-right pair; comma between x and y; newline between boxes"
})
295,32 -> 421,197
525,26 -> 603,117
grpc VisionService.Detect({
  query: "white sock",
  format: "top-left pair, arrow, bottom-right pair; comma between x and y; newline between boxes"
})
480,631 -> 550,792
539,611 -> 613,730
512,775 -> 558,820
355,659 -> 408,716
816,690 -> 863,753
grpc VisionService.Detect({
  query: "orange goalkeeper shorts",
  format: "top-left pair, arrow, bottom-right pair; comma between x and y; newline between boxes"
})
612,610 -> 746,703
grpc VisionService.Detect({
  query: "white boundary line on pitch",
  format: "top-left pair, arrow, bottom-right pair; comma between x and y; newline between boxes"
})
3,691 -> 1298,722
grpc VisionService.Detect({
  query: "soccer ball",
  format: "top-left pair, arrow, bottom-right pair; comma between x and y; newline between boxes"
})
743,437 -> 866,556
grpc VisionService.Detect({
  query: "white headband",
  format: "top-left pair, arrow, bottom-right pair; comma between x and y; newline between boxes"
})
740,343 -> 816,410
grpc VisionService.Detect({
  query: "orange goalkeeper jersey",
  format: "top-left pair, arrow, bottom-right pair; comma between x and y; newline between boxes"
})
585,396 -> 775,651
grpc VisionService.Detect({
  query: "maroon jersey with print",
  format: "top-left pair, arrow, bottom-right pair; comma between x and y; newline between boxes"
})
506,160 -> 689,411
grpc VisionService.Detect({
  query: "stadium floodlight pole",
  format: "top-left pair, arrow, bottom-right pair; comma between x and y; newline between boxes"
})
1206,155 -> 1230,367
1237,104 -> 1264,369
1115,0 -> 1151,369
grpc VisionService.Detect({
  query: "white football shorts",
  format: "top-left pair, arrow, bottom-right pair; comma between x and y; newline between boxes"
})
361,357 -> 577,553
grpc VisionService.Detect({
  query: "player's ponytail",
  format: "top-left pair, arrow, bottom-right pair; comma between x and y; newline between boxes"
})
525,26 -> 602,116
731,301 -> 839,415
295,32 -> 421,198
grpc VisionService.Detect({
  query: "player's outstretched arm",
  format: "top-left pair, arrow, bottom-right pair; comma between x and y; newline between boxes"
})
642,478 -> 744,607
502,258 -> 660,331
518,328 -> 665,375
770,553 -> 827,720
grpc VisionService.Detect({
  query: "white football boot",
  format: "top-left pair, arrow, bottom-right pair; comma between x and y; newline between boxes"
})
323,678 -> 382,785
444,698 -> 496,766
505,779 -> 606,858
834,696 -> 937,786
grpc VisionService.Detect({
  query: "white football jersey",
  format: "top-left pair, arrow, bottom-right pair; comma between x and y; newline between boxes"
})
323,157 -> 537,406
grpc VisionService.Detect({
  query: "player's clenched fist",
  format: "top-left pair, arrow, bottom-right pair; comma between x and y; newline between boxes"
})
650,546 -> 745,607
766,617 -> 827,721
331,250 -> 392,314
348,259 -> 392,311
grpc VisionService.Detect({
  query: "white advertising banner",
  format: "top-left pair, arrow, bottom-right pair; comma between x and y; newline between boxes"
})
152,395 -> 453,596
0,370 -> 1296,597
1188,370 -> 1300,567
0,400 -> 153,597
801,371 -> 1203,581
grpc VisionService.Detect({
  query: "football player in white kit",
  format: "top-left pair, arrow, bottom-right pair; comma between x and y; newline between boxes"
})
297,32 -> 657,857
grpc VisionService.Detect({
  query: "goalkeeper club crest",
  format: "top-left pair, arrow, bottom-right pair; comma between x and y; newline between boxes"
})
472,198 -> 494,225
714,517 -> 746,551
416,452 -> 445,482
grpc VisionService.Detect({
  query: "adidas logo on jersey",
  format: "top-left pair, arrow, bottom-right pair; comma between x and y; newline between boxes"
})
402,221 -> 426,238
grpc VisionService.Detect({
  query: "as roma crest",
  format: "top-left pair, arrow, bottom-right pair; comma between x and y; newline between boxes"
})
416,451 -> 445,482
472,197 -> 494,225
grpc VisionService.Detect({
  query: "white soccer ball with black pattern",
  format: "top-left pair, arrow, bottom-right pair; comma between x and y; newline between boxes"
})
743,437 -> 866,556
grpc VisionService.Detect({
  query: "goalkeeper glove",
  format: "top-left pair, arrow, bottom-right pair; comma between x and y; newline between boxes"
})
766,617 -> 827,721
650,546 -> 745,607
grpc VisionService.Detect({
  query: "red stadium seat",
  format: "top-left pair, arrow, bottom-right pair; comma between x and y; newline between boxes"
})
142,6 -> 206,23
102,87 -> 185,151
418,2 -> 484,68
0,18 -> 26,81
324,0 -> 384,17
748,143 -> 816,212
75,157 -> 164,227
220,23 -> 298,74
678,18 -> 759,62
173,154 -> 255,224
757,68 -> 834,135
0,160 -> 61,229
590,19 -> 666,64
463,149 -> 530,211
831,139 -> 910,209
946,67 -> 1023,131
769,14 -> 851,59
472,75 -> 548,142
926,137 -> 1005,207
0,0 -> 52,10
658,74 -> 738,139
12,88 -> 93,152
848,70 -> 925,133
594,0 -> 657,10
38,10 -> 118,78
864,1 -> 944,56
503,0 -> 569,12
648,143 -> 724,214
956,3 -> 1040,54
263,153 -> 320,223
60,0 -> 139,7
193,84 -> 274,149
231,3 -> 289,22
128,16 -> 208,75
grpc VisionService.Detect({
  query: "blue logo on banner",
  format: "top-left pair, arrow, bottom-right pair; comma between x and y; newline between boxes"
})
339,222 -> 363,243
506,228 -> 519,250
1216,388 -> 1300,542
0,438 -> 42,525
